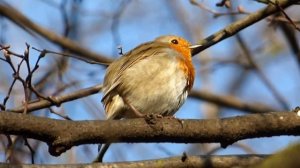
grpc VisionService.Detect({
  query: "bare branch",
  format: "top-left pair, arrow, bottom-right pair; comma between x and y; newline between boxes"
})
189,90 -> 278,113
8,85 -> 103,113
0,4 -> 112,64
235,34 -> 289,110
9,84 -> 276,114
0,155 -> 266,168
0,111 -> 298,156
269,0 -> 300,31
190,0 -> 249,18
32,47 -> 102,65
192,0 -> 300,55
0,0 -> 298,65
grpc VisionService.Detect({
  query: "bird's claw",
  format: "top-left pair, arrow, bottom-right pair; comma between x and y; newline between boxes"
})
144,113 -> 163,124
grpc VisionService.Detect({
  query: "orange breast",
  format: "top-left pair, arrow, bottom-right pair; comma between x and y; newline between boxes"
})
178,59 -> 195,91
168,40 -> 195,91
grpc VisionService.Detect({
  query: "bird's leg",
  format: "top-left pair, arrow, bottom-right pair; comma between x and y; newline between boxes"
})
122,98 -> 164,125
123,98 -> 144,118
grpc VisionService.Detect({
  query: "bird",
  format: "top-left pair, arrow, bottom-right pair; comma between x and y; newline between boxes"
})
95,35 -> 201,162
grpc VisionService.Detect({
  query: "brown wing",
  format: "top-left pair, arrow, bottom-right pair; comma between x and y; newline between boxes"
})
101,41 -> 168,102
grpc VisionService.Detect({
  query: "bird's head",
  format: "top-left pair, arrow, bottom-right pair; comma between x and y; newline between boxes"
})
155,35 -> 202,61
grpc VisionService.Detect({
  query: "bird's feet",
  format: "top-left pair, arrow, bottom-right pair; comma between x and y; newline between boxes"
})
144,114 -> 183,127
144,113 -> 163,124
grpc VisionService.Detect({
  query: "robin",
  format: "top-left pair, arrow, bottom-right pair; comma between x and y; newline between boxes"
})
95,35 -> 201,162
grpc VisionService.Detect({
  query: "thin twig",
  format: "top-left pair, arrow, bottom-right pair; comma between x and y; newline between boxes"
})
32,47 -> 105,65
23,138 -> 35,164
49,108 -> 72,120
269,0 -> 300,31
190,0 -> 249,18
235,34 -> 289,110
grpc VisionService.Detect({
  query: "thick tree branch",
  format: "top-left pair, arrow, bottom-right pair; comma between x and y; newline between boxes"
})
0,155 -> 266,168
0,4 -> 113,64
0,111 -> 299,156
192,0 -> 300,55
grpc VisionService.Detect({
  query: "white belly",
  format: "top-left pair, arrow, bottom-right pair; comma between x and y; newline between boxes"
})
118,55 -> 188,116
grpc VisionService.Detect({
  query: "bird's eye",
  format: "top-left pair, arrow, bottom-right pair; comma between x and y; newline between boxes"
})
171,39 -> 178,44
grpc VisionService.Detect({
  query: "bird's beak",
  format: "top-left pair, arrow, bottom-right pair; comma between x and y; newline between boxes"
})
189,44 -> 202,56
